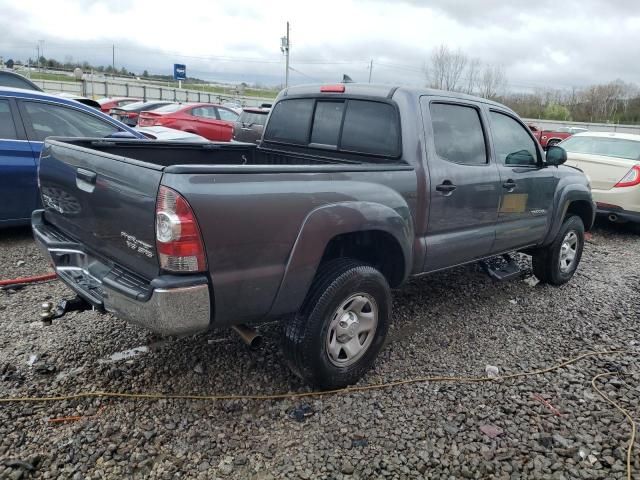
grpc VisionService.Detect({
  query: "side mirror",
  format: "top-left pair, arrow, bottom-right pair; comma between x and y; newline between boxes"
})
546,145 -> 567,166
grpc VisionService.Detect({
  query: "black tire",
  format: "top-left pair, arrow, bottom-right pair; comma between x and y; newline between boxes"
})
532,215 -> 585,285
283,259 -> 391,389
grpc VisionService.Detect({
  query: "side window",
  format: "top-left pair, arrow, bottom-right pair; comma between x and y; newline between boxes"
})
311,101 -> 344,146
490,111 -> 539,166
217,108 -> 239,122
0,100 -> 18,139
191,107 -> 217,119
430,103 -> 487,165
22,101 -> 119,142
264,98 -> 314,144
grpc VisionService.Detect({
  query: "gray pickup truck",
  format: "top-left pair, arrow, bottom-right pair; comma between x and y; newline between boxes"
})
33,83 -> 595,389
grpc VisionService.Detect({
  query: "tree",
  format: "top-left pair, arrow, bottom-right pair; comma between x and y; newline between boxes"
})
477,65 -> 506,100
543,103 -> 571,121
142,70 -> 149,77
427,45 -> 468,91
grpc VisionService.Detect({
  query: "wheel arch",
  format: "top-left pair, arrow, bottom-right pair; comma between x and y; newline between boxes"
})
268,201 -> 413,317
543,184 -> 595,245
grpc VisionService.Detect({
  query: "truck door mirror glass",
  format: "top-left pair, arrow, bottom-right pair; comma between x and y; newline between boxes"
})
546,145 -> 567,166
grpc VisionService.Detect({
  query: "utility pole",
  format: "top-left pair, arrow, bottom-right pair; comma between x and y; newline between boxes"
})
112,44 -> 115,72
280,22 -> 290,88
39,40 -> 44,71
36,44 -> 40,72
368,59 -> 373,83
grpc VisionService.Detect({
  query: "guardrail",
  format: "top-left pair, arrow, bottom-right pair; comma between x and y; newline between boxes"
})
31,78 -> 276,108
523,118 -> 640,135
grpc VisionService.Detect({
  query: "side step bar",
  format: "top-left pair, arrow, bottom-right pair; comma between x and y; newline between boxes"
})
480,253 -> 524,282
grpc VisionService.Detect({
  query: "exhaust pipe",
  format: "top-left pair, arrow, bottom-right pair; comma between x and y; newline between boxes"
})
232,324 -> 263,350
608,214 -> 618,222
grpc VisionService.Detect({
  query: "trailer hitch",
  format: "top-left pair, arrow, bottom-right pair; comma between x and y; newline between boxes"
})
40,296 -> 94,325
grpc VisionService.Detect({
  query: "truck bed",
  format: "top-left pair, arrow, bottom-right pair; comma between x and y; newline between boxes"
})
56,138 -> 401,167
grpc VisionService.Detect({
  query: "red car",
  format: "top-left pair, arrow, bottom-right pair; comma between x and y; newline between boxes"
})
528,124 -> 574,149
97,97 -> 140,113
137,103 -> 240,141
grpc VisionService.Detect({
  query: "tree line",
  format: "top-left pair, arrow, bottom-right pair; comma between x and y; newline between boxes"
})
425,45 -> 640,124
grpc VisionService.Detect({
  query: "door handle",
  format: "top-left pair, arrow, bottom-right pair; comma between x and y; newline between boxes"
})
502,180 -> 516,190
77,168 -> 97,184
436,181 -> 457,193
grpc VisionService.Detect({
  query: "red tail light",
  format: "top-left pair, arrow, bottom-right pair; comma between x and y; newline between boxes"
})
614,165 -> 640,188
155,186 -> 206,272
127,112 -> 138,119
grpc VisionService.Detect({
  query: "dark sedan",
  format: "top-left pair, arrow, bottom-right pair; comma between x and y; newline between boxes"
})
232,107 -> 270,143
109,100 -> 174,126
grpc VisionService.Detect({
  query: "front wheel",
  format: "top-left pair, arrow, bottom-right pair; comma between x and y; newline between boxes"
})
283,259 -> 391,389
532,215 -> 585,285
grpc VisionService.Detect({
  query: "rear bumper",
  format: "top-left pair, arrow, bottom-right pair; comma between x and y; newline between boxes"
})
596,204 -> 640,223
32,210 -> 211,336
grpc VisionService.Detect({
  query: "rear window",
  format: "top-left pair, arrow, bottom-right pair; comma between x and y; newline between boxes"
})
340,101 -> 399,156
238,111 -> 268,126
264,98 -> 401,157
562,136 -> 640,160
311,101 -> 344,146
264,98 -> 314,144
152,103 -> 182,113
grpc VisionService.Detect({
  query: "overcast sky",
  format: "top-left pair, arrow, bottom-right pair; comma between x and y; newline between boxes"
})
1,0 -> 639,90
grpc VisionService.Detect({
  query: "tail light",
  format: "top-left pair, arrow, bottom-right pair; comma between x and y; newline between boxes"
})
155,186 -> 206,272
614,165 -> 640,188
320,84 -> 345,93
127,112 -> 138,119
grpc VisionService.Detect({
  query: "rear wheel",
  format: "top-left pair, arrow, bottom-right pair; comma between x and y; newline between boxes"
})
532,215 -> 585,285
283,259 -> 391,389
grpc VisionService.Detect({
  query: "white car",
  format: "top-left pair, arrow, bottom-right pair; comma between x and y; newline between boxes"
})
560,132 -> 640,224
135,126 -> 209,143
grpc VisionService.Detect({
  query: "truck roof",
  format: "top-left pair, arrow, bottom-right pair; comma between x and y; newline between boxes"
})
281,83 -> 510,110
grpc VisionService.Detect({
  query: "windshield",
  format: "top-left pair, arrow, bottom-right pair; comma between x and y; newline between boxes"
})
561,136 -> 640,160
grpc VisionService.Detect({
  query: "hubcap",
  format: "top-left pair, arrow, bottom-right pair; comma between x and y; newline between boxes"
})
326,293 -> 378,367
559,230 -> 578,273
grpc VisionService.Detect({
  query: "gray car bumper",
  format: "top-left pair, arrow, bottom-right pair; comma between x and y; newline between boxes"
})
32,210 -> 211,336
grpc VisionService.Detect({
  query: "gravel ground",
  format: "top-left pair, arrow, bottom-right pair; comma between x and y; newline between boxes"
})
0,222 -> 639,480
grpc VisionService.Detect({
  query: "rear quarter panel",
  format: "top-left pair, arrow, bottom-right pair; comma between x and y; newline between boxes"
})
162,168 -> 417,326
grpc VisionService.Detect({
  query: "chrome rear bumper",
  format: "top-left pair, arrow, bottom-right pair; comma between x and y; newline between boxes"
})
32,210 -> 211,336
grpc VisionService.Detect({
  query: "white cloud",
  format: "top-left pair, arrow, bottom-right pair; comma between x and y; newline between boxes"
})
1,0 -> 638,88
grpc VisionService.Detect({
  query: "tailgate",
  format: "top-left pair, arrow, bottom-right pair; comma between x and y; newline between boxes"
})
38,139 -> 162,279
566,152 -> 636,190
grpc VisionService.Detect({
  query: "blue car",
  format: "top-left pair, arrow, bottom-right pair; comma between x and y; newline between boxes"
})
0,87 -> 144,227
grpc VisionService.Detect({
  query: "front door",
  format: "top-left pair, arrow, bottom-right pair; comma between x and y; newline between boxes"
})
487,110 -> 558,252
422,99 -> 501,272
0,98 -> 38,224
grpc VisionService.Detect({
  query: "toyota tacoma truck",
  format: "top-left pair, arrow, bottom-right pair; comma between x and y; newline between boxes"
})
33,84 -> 595,389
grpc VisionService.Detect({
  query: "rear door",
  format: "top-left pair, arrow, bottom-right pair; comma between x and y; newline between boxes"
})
215,107 -> 239,141
422,99 -> 501,272
488,109 -> 557,252
190,106 -> 221,140
0,97 -> 38,223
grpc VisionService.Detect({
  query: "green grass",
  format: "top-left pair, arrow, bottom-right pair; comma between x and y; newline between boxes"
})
29,72 -> 77,82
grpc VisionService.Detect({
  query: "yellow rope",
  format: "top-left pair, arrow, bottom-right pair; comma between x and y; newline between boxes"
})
1,349 -> 638,477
